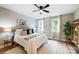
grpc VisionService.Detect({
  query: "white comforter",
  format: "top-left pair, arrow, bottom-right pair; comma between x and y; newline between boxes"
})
14,33 -> 48,54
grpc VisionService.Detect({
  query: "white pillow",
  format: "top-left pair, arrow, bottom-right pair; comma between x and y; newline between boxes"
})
20,30 -> 27,36
16,29 -> 27,36
16,29 -> 23,35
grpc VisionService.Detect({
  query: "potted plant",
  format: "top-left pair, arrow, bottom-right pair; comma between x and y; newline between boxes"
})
63,20 -> 73,43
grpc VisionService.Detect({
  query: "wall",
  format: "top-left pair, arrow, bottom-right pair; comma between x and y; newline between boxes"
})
36,13 -> 74,41
60,13 -> 74,41
0,7 -> 36,45
74,8 -> 79,20
0,7 -> 36,29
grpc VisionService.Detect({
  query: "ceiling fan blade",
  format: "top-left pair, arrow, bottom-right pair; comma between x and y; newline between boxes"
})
32,10 -> 39,12
44,4 -> 49,9
43,10 -> 49,13
34,4 -> 39,8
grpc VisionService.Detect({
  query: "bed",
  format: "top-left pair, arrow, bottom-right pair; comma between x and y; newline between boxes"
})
14,29 -> 48,54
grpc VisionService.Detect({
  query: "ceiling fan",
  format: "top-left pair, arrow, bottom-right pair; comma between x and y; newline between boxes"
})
32,4 -> 50,15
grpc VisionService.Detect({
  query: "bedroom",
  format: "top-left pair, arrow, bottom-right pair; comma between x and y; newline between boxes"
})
0,4 -> 79,54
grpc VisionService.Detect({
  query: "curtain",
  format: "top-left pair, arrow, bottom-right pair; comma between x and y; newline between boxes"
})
51,16 -> 60,40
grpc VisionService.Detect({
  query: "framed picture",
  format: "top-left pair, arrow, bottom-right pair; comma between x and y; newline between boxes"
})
16,19 -> 26,26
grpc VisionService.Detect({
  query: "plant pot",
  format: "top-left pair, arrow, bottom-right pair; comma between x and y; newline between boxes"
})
66,38 -> 72,44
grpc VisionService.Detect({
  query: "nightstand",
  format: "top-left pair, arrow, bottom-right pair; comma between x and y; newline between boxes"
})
4,40 -> 11,47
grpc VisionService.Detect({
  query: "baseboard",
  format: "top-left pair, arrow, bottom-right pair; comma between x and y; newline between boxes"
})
48,38 -> 66,42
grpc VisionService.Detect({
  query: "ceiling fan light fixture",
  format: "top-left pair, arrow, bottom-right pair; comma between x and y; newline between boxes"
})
40,10 -> 43,12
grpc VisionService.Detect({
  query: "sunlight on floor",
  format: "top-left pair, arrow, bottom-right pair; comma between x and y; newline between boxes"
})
38,40 -> 76,54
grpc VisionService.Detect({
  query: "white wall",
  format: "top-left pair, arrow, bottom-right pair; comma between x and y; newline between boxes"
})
60,13 -> 74,40
74,8 -> 79,20
0,7 -> 36,45
36,13 -> 74,41
0,7 -> 36,29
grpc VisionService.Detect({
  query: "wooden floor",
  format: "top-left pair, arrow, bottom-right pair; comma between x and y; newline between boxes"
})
0,40 -> 76,54
38,40 -> 76,54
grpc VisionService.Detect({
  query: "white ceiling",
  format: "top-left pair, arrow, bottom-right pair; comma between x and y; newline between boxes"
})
0,4 -> 79,19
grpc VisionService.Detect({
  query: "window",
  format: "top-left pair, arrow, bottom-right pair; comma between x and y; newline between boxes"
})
51,16 -> 60,39
37,19 -> 44,33
51,16 -> 60,33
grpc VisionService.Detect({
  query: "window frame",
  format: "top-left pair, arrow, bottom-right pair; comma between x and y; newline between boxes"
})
51,16 -> 60,33
36,19 -> 45,33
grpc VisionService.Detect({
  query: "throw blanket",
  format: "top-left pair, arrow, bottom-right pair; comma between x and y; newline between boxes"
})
25,34 -> 48,54
24,33 -> 41,40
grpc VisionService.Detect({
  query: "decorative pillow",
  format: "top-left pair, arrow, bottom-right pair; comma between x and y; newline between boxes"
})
20,30 -> 27,36
27,29 -> 34,34
16,29 -> 23,35
16,29 -> 27,36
